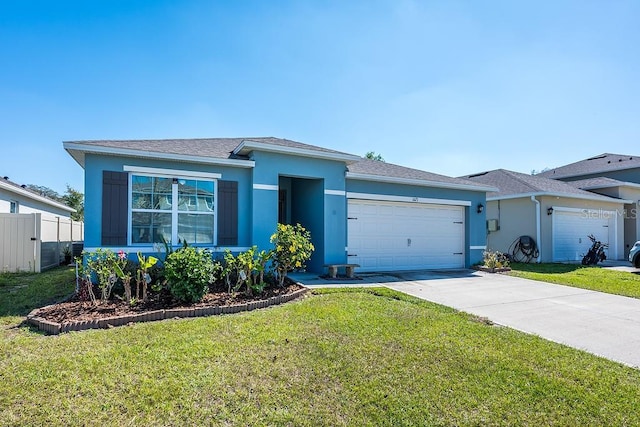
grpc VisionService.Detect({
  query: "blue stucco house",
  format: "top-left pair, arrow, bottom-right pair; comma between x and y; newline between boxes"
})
64,137 -> 494,273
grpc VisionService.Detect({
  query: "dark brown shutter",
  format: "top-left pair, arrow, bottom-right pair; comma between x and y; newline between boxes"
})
101,171 -> 128,246
217,180 -> 238,246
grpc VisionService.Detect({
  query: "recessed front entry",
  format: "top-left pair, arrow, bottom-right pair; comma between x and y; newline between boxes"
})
347,199 -> 465,271
279,176 -> 325,273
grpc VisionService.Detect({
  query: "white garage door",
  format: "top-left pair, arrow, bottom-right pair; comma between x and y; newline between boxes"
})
552,208 -> 616,262
347,199 -> 465,272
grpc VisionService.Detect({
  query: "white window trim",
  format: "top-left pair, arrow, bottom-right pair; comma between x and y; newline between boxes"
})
9,200 -> 18,214
124,165 -> 222,180
128,173 -> 218,247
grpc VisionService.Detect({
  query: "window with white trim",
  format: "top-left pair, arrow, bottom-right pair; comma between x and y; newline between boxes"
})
9,200 -> 18,213
130,175 -> 216,245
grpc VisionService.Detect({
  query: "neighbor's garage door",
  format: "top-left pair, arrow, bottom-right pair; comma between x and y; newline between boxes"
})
552,209 -> 615,262
347,199 -> 465,272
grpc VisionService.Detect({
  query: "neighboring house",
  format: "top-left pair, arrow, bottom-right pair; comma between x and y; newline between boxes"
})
538,153 -> 640,183
538,153 -> 640,257
0,176 -> 81,272
0,176 -> 74,219
462,169 -> 629,262
63,137 -> 495,273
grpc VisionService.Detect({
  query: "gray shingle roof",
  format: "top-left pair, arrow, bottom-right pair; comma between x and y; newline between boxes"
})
564,177 -> 627,190
65,137 -> 493,192
461,169 -> 623,201
564,177 -> 640,191
236,137 -> 357,156
537,153 -> 640,180
348,159 -> 488,188
65,137 -> 356,160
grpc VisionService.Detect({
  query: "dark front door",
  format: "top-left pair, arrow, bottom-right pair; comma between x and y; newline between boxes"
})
278,189 -> 287,224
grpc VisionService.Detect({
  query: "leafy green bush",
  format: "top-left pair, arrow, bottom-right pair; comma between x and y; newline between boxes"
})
270,223 -> 314,287
164,246 -> 218,303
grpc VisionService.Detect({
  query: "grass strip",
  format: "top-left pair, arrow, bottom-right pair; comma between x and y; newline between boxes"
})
1,287 -> 639,426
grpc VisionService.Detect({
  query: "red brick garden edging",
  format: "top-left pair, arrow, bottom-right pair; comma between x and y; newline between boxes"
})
27,288 -> 308,335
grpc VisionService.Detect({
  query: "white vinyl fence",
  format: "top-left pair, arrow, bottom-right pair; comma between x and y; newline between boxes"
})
0,213 -> 84,273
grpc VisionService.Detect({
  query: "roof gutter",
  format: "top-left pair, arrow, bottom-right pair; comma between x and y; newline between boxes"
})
488,192 -> 633,204
531,196 -> 541,263
578,181 -> 640,191
63,142 -> 256,169
346,172 -> 499,193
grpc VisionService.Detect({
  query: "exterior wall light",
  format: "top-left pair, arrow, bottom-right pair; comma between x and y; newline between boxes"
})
547,207 -> 554,215
477,203 -> 484,214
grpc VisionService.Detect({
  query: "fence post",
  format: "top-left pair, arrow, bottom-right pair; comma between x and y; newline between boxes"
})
34,213 -> 42,273
57,216 -> 61,266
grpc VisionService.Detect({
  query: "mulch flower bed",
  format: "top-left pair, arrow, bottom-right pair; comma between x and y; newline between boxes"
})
28,282 -> 307,335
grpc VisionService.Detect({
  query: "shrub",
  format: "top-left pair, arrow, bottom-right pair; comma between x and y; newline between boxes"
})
270,223 -> 314,287
221,247 -> 273,295
135,252 -> 159,302
252,248 -> 273,293
482,250 -> 510,269
76,257 -> 97,304
221,249 -> 241,293
164,246 -> 218,303
84,248 -> 125,303
112,251 -> 134,303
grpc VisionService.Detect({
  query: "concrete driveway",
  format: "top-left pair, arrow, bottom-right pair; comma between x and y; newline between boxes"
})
298,270 -> 640,368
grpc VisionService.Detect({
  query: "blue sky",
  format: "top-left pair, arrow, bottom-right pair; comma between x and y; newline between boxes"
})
1,0 -> 639,194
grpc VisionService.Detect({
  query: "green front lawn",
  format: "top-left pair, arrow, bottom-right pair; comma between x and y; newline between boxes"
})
2,284 -> 640,425
0,266 -> 75,322
509,263 -> 640,298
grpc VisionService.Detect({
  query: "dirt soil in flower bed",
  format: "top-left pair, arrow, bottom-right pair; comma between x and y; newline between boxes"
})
34,282 -> 304,324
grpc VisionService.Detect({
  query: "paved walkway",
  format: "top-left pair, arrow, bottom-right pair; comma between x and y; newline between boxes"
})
295,270 -> 640,368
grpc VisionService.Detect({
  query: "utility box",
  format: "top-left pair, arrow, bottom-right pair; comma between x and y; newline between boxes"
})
487,219 -> 499,232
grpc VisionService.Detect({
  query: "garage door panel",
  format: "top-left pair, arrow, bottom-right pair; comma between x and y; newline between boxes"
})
358,256 -> 394,269
348,199 -> 465,272
552,209 -> 614,262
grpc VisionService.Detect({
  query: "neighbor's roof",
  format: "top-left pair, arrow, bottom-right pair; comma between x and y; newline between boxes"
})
0,176 -> 75,213
348,159 -> 497,192
537,153 -> 640,180
564,177 -> 640,191
63,137 -> 361,167
461,169 -> 630,203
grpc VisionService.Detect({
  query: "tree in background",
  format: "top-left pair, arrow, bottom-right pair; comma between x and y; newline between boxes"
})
26,184 -> 61,201
26,184 -> 84,221
365,151 -> 385,162
62,185 -> 84,221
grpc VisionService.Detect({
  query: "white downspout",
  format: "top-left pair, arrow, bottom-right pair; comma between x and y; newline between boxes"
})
531,196 -> 541,263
